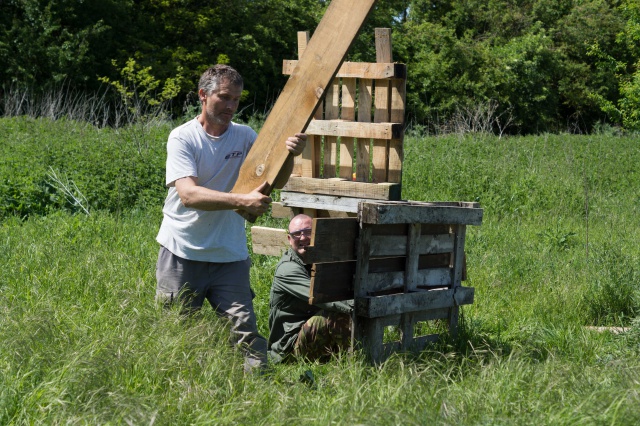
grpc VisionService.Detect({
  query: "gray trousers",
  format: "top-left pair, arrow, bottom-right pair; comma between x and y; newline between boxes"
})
155,246 -> 267,371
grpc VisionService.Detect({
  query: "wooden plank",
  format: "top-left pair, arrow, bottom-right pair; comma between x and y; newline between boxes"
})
339,78 -> 356,179
368,233 -> 454,257
309,254 -> 451,303
359,201 -> 484,226
306,232 -> 454,263
270,202 -> 294,219
356,287 -> 475,318
323,79 -> 340,178
294,31 -> 318,178
400,313 -> 414,350
372,28 -> 392,183
351,224 -> 372,355
375,28 -> 393,64
231,0 -> 378,210
282,177 -> 401,200
388,77 -> 406,183
448,224 -> 466,336
377,309 -> 451,327
404,223 -> 421,292
370,223 -> 451,236
356,79 -> 372,182
366,268 -> 451,293
250,227 -> 289,256
306,120 -> 402,139
304,218 -> 358,263
283,60 -> 406,79
357,317 -> 385,363
309,260 -> 354,304
281,192 -> 363,213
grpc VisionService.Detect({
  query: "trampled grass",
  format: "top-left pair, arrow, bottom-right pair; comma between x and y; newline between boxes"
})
1,118 -> 639,424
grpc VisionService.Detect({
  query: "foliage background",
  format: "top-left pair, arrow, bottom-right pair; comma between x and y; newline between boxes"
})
1,0 -> 639,133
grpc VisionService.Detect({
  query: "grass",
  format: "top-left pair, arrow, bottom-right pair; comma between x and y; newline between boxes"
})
1,117 -> 640,424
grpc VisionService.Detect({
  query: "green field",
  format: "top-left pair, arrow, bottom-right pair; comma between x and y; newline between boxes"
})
1,116 -> 639,424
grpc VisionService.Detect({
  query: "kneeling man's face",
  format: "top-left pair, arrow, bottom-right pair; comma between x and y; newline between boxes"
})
288,216 -> 313,256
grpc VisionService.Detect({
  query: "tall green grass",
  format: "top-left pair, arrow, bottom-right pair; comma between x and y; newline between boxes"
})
1,117 -> 639,424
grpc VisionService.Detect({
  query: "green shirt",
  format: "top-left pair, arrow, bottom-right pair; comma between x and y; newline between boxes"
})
267,248 -> 351,363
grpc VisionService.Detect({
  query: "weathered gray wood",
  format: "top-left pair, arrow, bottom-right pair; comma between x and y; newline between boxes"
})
376,308 -> 450,327
359,201 -> 483,225
356,317 -> 385,363
368,233 -> 454,257
356,287 -> 475,318
306,226 -> 454,263
366,268 -> 451,293
281,191 -> 363,212
404,224 -> 421,292
400,312 -> 414,350
448,224 -> 467,336
304,218 -> 358,263
310,258 -> 452,303
450,225 -> 467,288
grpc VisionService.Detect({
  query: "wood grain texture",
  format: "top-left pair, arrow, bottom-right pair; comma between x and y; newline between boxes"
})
283,61 -> 406,79
281,176 -> 401,200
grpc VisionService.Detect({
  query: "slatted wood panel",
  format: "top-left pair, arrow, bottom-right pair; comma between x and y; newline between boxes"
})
303,201 -> 482,363
281,27 -> 406,216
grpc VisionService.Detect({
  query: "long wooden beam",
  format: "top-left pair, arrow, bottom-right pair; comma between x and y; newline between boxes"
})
230,0 -> 378,222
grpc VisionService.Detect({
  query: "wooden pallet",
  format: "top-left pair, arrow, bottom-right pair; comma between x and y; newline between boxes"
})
272,27 -> 407,220
305,200 -> 482,363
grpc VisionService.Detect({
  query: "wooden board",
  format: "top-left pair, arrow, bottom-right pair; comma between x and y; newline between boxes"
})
372,28 -> 392,183
309,253 -> 452,303
279,191 -> 378,213
359,201 -> 484,225
231,0 -> 377,204
339,78 -> 356,179
355,287 -> 475,318
250,227 -> 288,256
283,61 -> 406,79
306,120 -> 402,140
282,177 -> 401,200
304,217 -> 359,263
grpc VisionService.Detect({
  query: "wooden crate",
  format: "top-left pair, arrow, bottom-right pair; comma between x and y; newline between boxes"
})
307,200 -> 483,363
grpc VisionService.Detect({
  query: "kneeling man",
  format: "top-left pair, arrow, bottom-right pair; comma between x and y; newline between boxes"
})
267,214 -> 352,363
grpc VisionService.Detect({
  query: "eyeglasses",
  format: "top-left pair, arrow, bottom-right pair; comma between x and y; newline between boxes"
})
289,228 -> 312,239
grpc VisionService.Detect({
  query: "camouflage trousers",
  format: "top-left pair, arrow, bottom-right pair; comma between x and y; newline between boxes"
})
293,311 -> 351,361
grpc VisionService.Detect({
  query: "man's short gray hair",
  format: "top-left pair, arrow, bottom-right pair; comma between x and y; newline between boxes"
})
198,65 -> 243,96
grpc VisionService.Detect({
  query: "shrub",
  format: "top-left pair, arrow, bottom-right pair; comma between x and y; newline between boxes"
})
0,116 -> 169,219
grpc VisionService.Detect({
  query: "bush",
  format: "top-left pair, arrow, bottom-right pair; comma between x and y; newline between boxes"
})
0,116 -> 169,219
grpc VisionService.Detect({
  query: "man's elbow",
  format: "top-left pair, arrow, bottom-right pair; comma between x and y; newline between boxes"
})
177,189 -> 197,208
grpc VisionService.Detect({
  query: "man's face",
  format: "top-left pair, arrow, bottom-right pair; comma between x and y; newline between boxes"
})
201,79 -> 242,127
288,216 -> 313,257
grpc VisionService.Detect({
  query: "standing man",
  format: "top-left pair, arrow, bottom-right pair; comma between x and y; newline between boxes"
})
155,64 -> 306,372
268,214 -> 352,363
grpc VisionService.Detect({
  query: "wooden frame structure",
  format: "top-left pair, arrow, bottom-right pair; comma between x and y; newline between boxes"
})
305,201 -> 481,362
251,29 -> 483,363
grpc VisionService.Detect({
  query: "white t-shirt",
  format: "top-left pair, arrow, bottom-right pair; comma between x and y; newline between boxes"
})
156,118 -> 257,262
